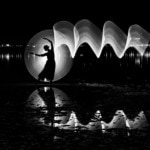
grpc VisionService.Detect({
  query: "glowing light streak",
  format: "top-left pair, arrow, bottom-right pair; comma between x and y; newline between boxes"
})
53,19 -> 150,59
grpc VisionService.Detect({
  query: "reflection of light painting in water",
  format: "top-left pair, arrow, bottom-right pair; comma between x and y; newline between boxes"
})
26,87 -> 149,133
24,19 -> 150,82
27,87 -> 71,109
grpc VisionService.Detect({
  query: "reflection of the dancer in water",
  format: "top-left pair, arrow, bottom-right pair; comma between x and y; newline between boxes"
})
30,38 -> 55,82
38,87 -> 55,125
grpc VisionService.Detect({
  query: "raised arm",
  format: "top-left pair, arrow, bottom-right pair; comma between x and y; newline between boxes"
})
42,38 -> 54,50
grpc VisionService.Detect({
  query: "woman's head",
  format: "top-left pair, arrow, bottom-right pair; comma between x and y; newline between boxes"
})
43,45 -> 50,51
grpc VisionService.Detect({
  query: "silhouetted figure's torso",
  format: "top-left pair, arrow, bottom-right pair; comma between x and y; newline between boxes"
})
38,50 -> 55,82
37,39 -> 56,82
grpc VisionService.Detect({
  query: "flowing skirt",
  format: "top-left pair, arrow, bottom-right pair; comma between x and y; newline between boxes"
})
38,59 -> 56,81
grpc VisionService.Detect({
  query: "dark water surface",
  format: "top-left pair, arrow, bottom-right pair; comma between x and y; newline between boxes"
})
0,84 -> 150,150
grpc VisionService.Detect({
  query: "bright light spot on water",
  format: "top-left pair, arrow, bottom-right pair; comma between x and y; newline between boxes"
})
6,44 -> 10,47
95,110 -> 102,120
135,58 -> 141,65
44,87 -> 48,92
5,54 -> 10,61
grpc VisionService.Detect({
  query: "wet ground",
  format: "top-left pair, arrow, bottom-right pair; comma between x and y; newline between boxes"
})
0,84 -> 150,150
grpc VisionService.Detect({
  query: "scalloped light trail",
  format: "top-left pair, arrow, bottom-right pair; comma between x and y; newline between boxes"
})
24,20 -> 150,82
54,19 -> 150,59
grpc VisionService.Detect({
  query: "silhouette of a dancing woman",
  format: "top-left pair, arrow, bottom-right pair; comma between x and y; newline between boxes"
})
30,38 -> 55,83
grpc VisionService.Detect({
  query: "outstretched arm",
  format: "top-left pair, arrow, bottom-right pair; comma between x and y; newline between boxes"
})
42,38 -> 54,50
29,52 -> 47,57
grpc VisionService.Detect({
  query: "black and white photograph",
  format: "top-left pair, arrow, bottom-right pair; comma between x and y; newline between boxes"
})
0,3 -> 150,149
